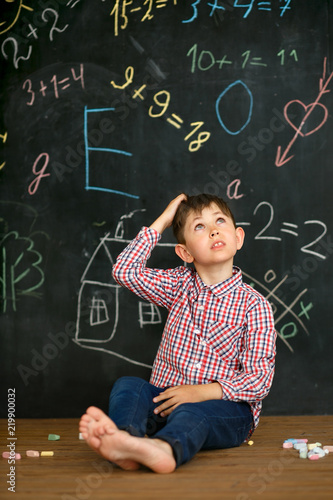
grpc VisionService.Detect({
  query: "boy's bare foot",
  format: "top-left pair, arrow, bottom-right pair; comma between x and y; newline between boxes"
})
79,406 -> 139,470
79,406 -> 176,474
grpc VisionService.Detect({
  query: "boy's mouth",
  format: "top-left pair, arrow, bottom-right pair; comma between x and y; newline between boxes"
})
211,241 -> 225,249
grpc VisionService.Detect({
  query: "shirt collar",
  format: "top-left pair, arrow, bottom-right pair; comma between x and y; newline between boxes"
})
194,266 -> 242,298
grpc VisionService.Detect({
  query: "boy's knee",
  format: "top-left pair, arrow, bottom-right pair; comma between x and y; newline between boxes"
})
113,375 -> 144,390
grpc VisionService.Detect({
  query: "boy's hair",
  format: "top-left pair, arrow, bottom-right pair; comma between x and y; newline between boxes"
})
172,193 -> 236,244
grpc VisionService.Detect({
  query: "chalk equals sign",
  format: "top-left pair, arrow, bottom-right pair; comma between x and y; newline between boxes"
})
167,114 -> 183,129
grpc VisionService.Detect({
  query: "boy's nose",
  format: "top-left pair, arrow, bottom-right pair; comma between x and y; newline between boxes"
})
210,229 -> 219,237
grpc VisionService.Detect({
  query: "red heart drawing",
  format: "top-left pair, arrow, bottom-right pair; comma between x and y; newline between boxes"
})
284,100 -> 328,137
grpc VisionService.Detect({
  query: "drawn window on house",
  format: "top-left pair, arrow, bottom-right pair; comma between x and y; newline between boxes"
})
138,302 -> 162,328
90,296 -> 109,326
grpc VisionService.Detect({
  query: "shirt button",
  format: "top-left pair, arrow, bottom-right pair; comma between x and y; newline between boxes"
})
195,362 -> 202,369
200,340 -> 206,346
194,329 -> 200,334
198,305 -> 204,310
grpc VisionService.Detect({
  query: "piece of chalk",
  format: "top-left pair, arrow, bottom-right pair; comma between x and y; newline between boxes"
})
2,452 -> 21,459
26,450 -> 39,457
294,443 -> 307,450
312,447 -> 326,457
283,442 -> 294,448
79,433 -> 84,440
48,434 -> 60,441
285,438 -> 309,444
323,445 -> 333,452
247,440 -> 254,446
308,453 -> 320,460
41,451 -> 54,457
299,449 -> 308,459
308,442 -> 322,450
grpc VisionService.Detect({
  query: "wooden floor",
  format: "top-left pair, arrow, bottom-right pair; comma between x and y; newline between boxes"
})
1,416 -> 333,500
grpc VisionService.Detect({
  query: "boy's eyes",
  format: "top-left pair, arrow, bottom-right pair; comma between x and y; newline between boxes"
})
194,217 -> 225,230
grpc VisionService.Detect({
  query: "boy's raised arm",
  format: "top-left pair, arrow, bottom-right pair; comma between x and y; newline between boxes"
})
150,193 -> 187,235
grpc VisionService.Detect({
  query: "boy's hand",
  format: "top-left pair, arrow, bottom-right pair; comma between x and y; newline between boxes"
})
150,193 -> 187,235
153,383 -> 223,417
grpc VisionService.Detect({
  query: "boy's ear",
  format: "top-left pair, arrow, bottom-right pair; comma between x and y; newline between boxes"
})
175,244 -> 194,263
236,226 -> 245,250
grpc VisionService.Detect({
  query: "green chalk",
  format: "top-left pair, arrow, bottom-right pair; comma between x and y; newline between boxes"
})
48,434 -> 60,441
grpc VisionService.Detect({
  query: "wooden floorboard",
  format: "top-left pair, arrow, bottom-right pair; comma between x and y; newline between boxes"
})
1,416 -> 333,499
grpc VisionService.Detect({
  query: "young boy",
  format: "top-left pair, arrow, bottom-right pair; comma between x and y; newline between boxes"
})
79,193 -> 276,473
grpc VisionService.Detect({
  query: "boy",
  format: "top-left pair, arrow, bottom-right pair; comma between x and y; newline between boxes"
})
79,193 -> 276,473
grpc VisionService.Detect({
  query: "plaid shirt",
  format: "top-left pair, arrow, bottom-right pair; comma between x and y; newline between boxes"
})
113,226 -> 276,433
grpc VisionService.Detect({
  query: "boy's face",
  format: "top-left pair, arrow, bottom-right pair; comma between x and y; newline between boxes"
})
175,203 -> 244,274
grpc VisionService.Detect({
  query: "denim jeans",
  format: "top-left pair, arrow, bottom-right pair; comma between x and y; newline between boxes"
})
108,376 -> 253,467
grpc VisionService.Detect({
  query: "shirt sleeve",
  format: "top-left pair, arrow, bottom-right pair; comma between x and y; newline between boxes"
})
218,297 -> 277,404
112,226 -> 181,310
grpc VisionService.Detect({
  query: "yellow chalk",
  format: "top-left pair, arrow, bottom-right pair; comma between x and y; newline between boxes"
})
41,451 -> 54,457
248,440 -> 254,446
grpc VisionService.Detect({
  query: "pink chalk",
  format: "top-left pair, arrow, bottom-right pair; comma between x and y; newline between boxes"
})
283,442 -> 294,448
309,454 -> 320,460
26,450 -> 39,457
2,452 -> 21,459
323,445 -> 333,452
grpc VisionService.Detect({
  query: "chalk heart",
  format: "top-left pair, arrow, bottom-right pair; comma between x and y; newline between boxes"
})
284,100 -> 328,137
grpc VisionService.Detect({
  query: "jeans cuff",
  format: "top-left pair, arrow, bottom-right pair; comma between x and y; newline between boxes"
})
154,435 -> 183,467
119,424 -> 142,437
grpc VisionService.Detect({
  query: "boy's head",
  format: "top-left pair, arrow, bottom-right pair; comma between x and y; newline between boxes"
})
172,193 -> 237,244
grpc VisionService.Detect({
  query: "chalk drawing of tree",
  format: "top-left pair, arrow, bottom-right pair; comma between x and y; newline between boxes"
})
0,231 -> 45,313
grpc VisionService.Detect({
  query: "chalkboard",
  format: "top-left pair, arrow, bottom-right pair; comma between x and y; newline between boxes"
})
1,1 -> 333,418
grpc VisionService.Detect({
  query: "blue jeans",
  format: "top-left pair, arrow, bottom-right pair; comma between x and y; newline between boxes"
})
108,376 -> 253,467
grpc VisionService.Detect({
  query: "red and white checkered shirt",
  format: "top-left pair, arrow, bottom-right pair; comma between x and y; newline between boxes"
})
113,226 -> 276,433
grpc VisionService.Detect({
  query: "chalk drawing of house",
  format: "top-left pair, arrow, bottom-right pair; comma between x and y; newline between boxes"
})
74,210 -> 176,367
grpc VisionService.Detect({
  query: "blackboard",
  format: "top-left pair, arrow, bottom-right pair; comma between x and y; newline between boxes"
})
1,1 -> 333,418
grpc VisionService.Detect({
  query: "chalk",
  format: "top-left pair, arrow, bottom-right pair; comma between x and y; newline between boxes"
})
2,452 -> 21,459
48,434 -> 60,441
312,447 -> 326,458
294,443 -> 307,450
79,433 -> 84,440
299,449 -> 308,459
26,450 -> 39,457
41,451 -> 54,457
247,440 -> 254,446
308,453 -> 320,461
285,438 -> 308,444
308,442 -> 322,450
283,442 -> 294,449
323,445 -> 333,452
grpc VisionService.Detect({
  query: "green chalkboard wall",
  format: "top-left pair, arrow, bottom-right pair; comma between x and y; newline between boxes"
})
1,1 -> 332,417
